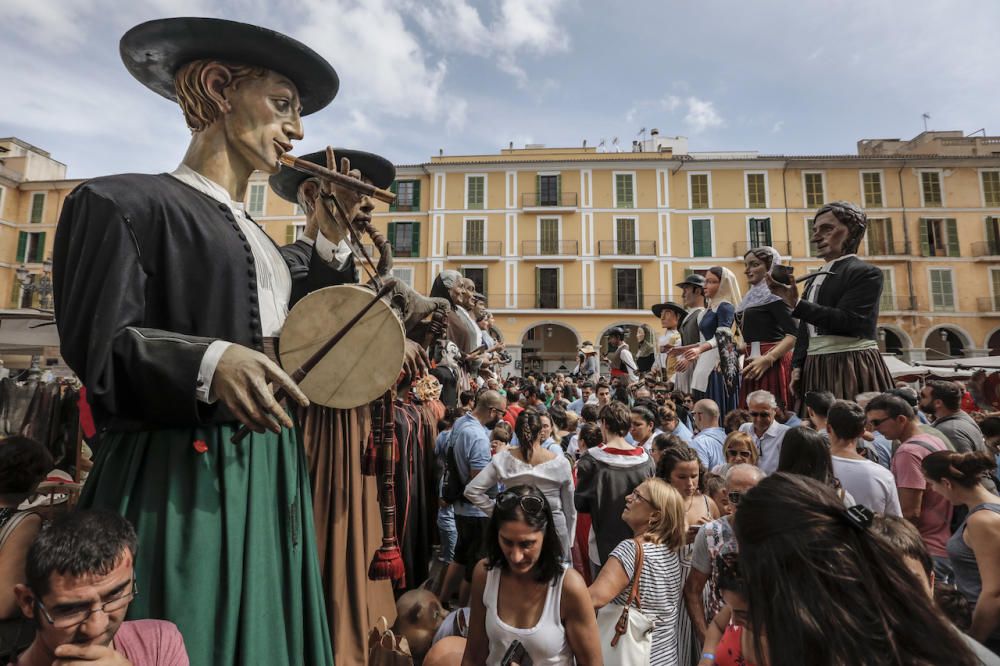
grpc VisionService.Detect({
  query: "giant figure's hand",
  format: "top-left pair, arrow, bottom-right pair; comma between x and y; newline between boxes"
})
765,271 -> 800,309
211,344 -> 309,434
402,339 -> 430,380
788,367 -> 801,397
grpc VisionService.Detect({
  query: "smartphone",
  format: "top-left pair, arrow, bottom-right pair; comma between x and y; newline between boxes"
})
500,640 -> 533,666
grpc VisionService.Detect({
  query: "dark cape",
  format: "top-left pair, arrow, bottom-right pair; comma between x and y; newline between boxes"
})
54,173 -> 334,666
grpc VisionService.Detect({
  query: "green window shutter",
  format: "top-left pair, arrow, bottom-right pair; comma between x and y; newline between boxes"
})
16,232 -> 27,263
556,175 -> 562,205
986,217 -> 1000,254
612,270 -> 619,309
387,222 -> 396,247
285,225 -> 296,244
30,194 -> 44,224
636,269 -> 644,309
389,181 -> 398,211
34,233 -> 46,262
919,218 -> 930,256
946,218 -> 960,257
692,219 -> 711,257
412,181 -> 420,209
411,222 -> 421,257
482,269 -> 489,297
536,175 -> 541,207
534,267 -> 541,307
885,218 -> 895,250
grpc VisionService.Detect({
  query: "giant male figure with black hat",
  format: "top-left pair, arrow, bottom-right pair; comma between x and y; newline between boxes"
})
674,274 -> 708,393
52,18 -> 353,666
650,301 -> 687,383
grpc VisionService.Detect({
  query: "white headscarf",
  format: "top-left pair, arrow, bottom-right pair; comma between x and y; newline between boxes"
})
709,266 -> 742,311
737,247 -> 784,313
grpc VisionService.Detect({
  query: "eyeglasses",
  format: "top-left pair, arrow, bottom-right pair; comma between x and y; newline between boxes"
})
35,575 -> 137,629
867,417 -> 890,427
749,411 -> 771,418
727,491 -> 743,506
629,489 -> 651,505
488,407 -> 506,417
497,490 -> 545,515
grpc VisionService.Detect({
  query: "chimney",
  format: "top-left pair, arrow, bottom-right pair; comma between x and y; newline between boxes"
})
583,139 -> 587,148
509,141 -> 513,149
651,128 -> 659,137
439,148 -> 443,156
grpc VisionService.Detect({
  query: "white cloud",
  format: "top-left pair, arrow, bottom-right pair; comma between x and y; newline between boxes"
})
661,95 -> 682,111
684,97 -> 723,133
771,120 -> 785,134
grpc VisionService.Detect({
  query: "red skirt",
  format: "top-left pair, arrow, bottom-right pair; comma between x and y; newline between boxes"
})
739,341 -> 793,410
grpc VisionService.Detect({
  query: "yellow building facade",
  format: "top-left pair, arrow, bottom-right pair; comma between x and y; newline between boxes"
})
3,133 -> 1000,373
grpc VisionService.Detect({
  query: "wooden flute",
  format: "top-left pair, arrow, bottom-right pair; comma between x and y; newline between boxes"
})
278,153 -> 396,204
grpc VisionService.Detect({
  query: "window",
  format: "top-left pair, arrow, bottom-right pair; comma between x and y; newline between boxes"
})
691,218 -> 713,257
0,186 -> 6,218
462,267 -> 487,296
391,266 -> 413,288
804,172 -> 824,208
746,173 -> 767,208
539,218 -> 560,255
748,217 -> 772,249
867,218 -> 895,255
690,174 -> 709,209
920,218 -> 959,257
616,218 -> 637,255
982,171 -> 1000,207
536,267 -> 560,308
921,171 -> 943,207
284,223 -> 306,243
391,180 -> 420,211
862,172 -> 884,208
29,192 -> 45,224
464,218 -> 485,255
613,268 -> 642,309
804,218 -> 819,257
879,269 -> 895,312
388,221 -> 420,257
538,174 -> 560,206
615,173 -> 635,208
16,231 -> 46,263
247,184 -> 265,216
990,269 -> 1000,311
986,216 -> 1000,255
929,269 -> 955,311
467,175 -> 485,210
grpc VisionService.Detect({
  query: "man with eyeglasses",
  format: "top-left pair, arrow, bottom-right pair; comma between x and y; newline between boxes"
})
12,510 -> 188,665
738,389 -> 790,474
683,464 -> 765,647
690,399 -> 726,470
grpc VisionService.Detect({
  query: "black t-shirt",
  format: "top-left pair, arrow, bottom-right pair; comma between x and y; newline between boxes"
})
738,300 -> 797,343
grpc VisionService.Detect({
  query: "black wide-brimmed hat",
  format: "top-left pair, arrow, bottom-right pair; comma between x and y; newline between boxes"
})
675,274 -> 706,289
120,17 -> 339,115
269,149 -> 396,203
651,301 -> 688,323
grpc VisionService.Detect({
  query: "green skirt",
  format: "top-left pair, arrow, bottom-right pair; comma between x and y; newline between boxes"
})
80,424 -> 333,666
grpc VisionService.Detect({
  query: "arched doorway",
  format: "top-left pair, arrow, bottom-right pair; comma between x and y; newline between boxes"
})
877,327 -> 905,355
924,326 -> 969,360
520,323 -> 580,374
987,328 -> 1000,356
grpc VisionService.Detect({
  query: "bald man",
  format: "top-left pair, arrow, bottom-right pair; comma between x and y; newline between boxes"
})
690,399 -> 726,470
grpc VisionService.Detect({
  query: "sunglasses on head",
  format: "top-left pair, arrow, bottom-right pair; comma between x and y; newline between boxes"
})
497,490 -> 546,516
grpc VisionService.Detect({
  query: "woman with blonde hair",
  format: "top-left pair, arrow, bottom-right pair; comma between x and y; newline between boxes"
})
713,431 -> 759,475
676,266 -> 742,414
589,478 -> 687,665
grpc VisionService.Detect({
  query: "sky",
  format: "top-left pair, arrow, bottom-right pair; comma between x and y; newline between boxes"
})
2,0 -> 998,179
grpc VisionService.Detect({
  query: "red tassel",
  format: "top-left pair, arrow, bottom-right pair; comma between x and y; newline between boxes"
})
369,541 -> 406,587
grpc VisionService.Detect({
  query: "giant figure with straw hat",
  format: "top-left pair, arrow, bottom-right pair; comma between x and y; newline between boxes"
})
52,18 -> 353,665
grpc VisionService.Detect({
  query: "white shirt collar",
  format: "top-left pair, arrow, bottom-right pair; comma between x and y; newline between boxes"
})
169,164 -> 245,212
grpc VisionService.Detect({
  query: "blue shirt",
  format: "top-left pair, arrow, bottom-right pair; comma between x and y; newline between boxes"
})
869,431 -> 893,469
691,427 -> 726,470
671,421 -> 694,444
450,414 -> 493,517
783,413 -> 803,428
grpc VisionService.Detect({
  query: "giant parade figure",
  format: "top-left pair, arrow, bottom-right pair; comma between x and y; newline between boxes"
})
52,18 -> 352,665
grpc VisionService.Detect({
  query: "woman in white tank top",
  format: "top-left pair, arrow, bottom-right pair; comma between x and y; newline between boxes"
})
462,485 -> 602,665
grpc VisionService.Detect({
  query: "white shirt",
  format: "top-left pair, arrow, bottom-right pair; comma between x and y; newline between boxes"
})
831,455 -> 902,517
740,420 -> 790,475
170,165 -> 345,402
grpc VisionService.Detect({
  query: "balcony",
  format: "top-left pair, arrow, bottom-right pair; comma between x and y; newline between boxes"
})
977,296 -> 1000,313
521,192 -> 579,212
597,240 -> 657,259
484,293 -> 657,310
864,241 -> 911,258
918,245 -> 959,258
972,241 -> 1000,259
520,240 -> 579,259
733,241 -> 792,257
445,240 -> 503,259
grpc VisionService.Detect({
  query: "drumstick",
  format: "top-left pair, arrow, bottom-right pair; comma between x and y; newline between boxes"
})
231,279 -> 398,444
278,153 -> 396,204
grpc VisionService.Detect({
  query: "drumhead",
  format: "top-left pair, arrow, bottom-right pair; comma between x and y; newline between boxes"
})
279,284 -> 405,408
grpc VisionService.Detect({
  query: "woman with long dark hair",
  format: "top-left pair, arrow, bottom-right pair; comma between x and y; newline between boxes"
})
462,485 -> 602,665
734,472 -> 983,666
922,450 -> 1000,652
465,410 -> 577,559
776,426 -> 854,506
635,324 -> 657,373
736,247 -> 797,410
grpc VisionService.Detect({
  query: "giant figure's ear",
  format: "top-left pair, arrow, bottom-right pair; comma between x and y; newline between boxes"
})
199,61 -> 236,116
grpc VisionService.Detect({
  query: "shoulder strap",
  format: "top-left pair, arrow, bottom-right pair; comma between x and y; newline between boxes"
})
0,511 -> 36,551
904,437 -> 940,455
626,538 -> 644,609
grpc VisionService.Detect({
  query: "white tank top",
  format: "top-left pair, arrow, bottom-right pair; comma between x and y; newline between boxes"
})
484,564 -> 573,665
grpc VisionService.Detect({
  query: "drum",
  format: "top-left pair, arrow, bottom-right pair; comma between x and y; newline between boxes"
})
279,284 -> 405,408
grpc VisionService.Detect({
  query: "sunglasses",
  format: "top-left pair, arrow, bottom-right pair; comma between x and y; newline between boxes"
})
726,449 -> 752,459
867,417 -> 890,427
728,491 -> 743,506
497,490 -> 545,516
749,411 -> 771,418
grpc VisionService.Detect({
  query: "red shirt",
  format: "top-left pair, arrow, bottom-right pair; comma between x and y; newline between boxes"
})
503,404 -> 524,428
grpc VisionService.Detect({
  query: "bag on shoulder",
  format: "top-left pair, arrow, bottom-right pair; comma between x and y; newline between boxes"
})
439,434 -> 465,505
596,539 -> 653,664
